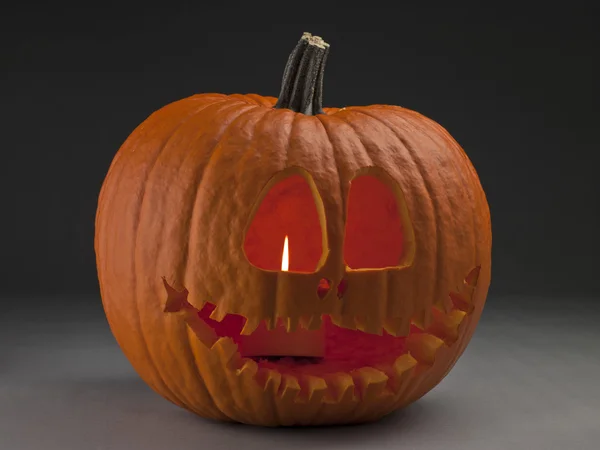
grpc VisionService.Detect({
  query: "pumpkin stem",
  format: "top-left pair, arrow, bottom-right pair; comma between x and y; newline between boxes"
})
274,32 -> 330,115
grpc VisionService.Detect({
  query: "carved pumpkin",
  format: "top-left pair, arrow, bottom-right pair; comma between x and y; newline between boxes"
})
95,32 -> 492,426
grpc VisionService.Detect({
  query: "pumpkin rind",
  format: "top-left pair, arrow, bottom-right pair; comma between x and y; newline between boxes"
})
95,34 -> 491,426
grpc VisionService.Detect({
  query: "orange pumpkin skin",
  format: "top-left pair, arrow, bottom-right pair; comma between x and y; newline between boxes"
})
95,35 -> 491,426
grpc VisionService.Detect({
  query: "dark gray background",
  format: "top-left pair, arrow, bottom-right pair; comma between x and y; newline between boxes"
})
1,2 -> 599,449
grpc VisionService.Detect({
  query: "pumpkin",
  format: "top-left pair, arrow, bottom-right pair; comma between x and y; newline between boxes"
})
95,32 -> 492,426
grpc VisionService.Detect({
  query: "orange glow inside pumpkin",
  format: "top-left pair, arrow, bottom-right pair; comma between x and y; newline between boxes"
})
243,173 -> 407,272
244,174 -> 324,273
344,175 -> 406,269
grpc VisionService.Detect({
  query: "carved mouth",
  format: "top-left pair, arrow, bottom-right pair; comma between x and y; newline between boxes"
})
162,267 -> 478,401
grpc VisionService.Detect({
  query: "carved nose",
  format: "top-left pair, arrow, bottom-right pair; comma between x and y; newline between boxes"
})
337,278 -> 348,299
317,277 -> 348,300
317,278 -> 331,299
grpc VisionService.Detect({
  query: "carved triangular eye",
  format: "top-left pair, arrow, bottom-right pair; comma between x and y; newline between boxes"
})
343,171 -> 415,270
244,170 -> 327,273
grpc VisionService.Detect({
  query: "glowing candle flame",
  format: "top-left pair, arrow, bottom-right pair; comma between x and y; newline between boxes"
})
281,235 -> 289,272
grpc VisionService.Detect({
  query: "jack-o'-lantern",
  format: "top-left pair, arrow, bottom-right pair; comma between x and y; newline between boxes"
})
95,32 -> 492,426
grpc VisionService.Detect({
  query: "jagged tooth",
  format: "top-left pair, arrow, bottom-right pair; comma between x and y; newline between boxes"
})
286,315 -> 300,333
427,308 -> 467,343
183,311 -> 218,346
297,375 -> 328,403
263,317 -> 275,331
393,353 -> 418,374
211,337 -> 240,368
162,277 -> 190,313
209,305 -> 227,322
322,373 -> 356,404
449,292 -> 474,313
389,354 -> 418,392
350,367 -> 389,400
442,294 -> 455,314
330,314 -> 343,327
406,333 -> 446,365
411,307 -> 432,330
263,368 -> 282,393
383,317 -> 411,337
240,317 -> 260,335
383,318 -> 398,336
277,374 -> 301,402
464,266 -> 481,288
364,316 -> 384,335
333,314 -> 356,330
354,315 -> 383,335
307,314 -> 322,331
235,358 -> 258,378
354,316 -> 366,332
253,367 -> 281,391
298,314 -> 311,330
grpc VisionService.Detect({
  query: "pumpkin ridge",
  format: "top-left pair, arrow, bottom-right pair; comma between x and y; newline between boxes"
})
328,109 -> 414,319
167,99 -> 260,286
313,114 -> 347,274
146,99 -> 256,418
182,104 -> 266,305
95,96 -> 210,268
403,111 -> 480,291
131,100 -> 226,409
315,113 -> 361,222
97,96 -> 219,408
348,108 -> 443,324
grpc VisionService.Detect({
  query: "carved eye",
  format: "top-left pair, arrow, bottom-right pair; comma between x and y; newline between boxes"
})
343,170 -> 415,270
243,169 -> 328,273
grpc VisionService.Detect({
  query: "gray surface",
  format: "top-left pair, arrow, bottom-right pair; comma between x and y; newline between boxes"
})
1,295 -> 599,450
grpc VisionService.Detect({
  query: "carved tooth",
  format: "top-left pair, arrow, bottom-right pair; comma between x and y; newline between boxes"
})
274,317 -> 286,330
286,315 -> 300,333
262,368 -> 282,393
427,308 -> 467,343
277,374 -> 301,402
209,305 -> 228,322
298,314 -> 311,330
297,375 -> 328,403
240,317 -> 260,335
465,266 -> 481,288
322,373 -> 356,404
449,292 -> 474,313
406,333 -> 446,365
306,314 -> 323,331
330,314 -> 343,328
332,314 -> 356,330
354,315 -> 383,335
235,358 -> 258,378
441,294 -> 455,314
366,316 -> 384,335
253,367 -> 280,391
351,367 -> 389,400
389,353 -> 418,392
162,277 -> 190,313
211,336 -> 240,368
383,318 -> 399,336
410,308 -> 432,330
383,317 -> 411,337
183,311 -> 219,346
263,317 -> 275,331
354,316 -> 367,332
